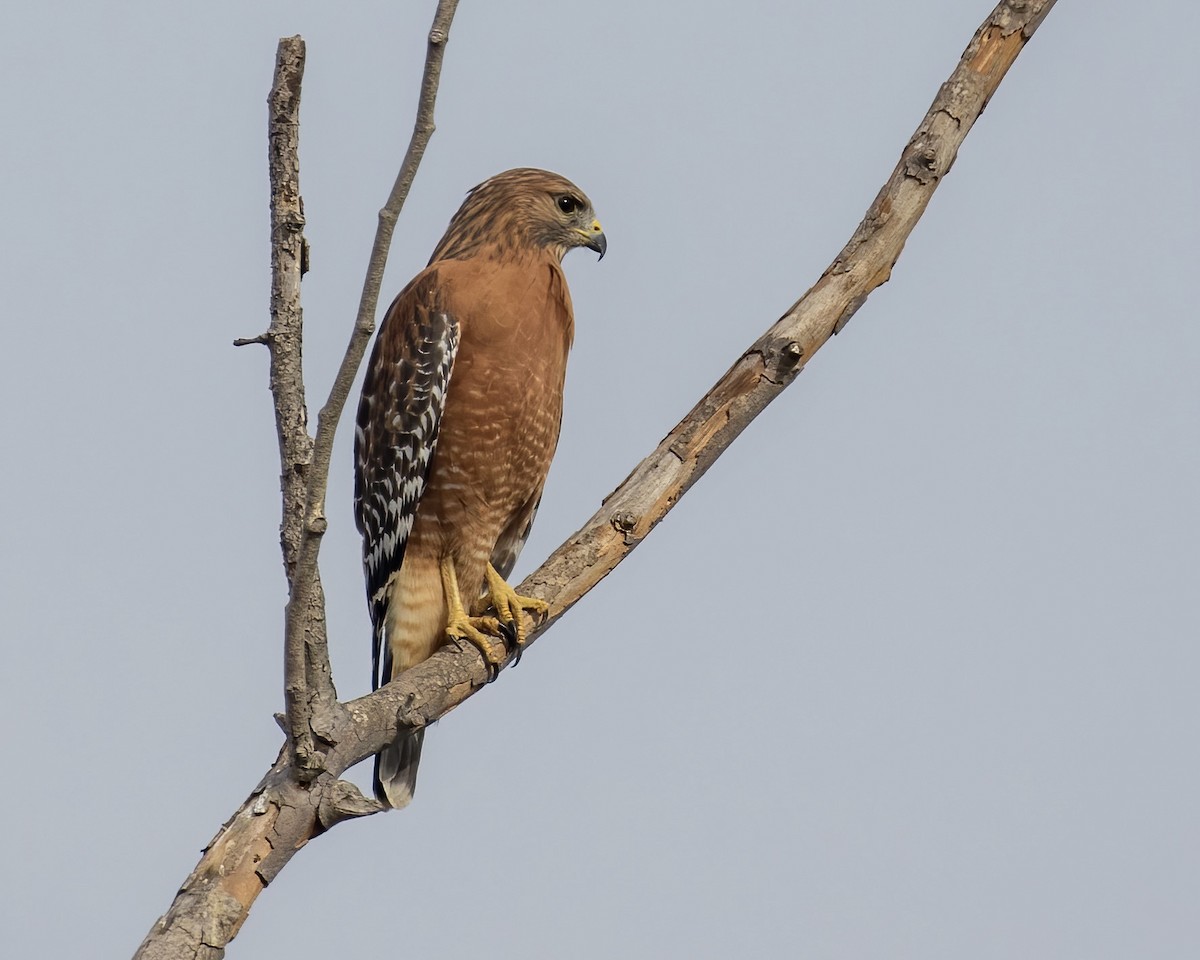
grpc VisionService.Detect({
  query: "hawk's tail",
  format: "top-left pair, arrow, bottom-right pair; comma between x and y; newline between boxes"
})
374,729 -> 425,809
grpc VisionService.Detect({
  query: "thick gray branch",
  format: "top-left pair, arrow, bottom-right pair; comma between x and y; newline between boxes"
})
254,35 -> 337,782
339,0 -> 1064,809
263,36 -> 310,582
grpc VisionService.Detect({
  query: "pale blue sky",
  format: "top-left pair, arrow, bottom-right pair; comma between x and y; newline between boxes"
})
2,2 -> 1197,957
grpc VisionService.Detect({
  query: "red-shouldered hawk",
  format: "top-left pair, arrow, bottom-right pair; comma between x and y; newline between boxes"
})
354,168 -> 605,808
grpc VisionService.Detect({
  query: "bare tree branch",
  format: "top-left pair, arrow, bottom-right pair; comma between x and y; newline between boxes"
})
281,0 -> 461,780
253,34 -> 336,781
349,0 -> 1062,753
263,36 -> 311,583
516,0 -> 1062,624
134,2 -> 1055,957
135,5 -> 461,956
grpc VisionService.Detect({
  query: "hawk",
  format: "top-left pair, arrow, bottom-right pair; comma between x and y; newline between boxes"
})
354,168 -> 606,808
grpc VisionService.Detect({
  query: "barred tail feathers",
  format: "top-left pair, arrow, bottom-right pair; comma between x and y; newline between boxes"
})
372,552 -> 446,809
374,729 -> 425,809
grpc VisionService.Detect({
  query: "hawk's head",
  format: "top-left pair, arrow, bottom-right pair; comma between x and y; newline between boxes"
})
430,167 -> 606,264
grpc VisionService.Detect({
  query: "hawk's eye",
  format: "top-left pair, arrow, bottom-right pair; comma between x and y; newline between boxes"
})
557,195 -> 580,215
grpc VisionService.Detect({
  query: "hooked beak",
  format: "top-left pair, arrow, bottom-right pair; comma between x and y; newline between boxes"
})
580,220 -> 607,260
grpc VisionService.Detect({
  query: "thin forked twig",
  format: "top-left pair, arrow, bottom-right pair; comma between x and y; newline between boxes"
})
281,0 -> 461,778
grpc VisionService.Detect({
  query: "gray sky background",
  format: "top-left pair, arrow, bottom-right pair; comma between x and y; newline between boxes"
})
2,2 -> 1197,957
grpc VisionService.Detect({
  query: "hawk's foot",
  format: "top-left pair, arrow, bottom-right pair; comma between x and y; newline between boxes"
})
441,557 -> 507,682
444,610 -> 508,680
481,564 -> 549,666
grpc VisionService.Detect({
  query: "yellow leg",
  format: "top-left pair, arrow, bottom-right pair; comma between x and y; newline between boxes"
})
481,563 -> 549,652
440,557 -> 505,672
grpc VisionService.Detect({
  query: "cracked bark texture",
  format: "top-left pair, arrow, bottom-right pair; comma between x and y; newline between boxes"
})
133,2 -> 1056,957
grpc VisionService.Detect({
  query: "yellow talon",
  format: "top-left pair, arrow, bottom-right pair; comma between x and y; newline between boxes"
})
480,563 -> 549,649
441,558 -> 548,676
440,557 -> 506,670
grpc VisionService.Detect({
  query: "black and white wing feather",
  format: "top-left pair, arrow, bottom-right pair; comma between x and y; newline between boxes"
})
353,271 -> 458,691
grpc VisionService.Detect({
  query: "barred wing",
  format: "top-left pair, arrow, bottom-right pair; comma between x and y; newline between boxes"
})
353,271 -> 458,690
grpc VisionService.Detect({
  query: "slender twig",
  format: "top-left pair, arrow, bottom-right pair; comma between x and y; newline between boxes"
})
323,0 -> 462,464
280,0 -> 460,780
232,333 -> 269,347
134,3 -> 1055,957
